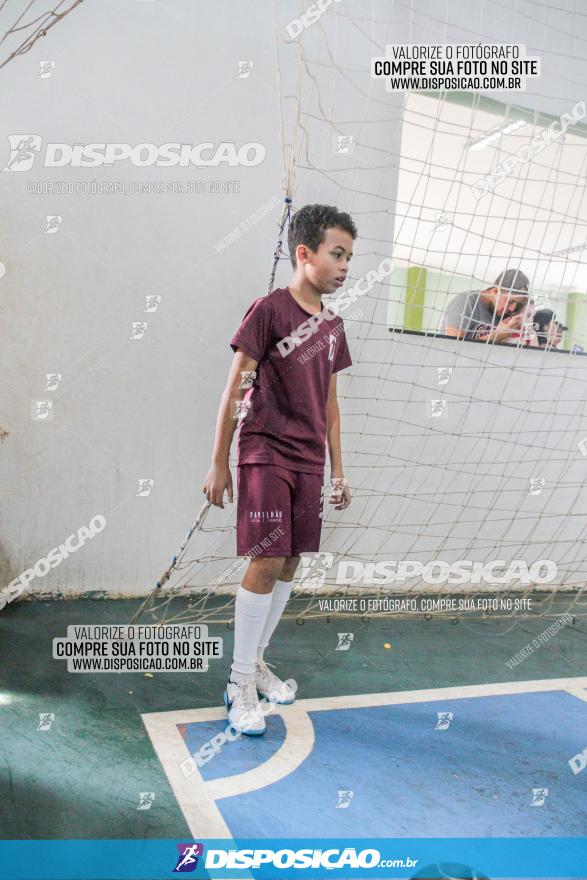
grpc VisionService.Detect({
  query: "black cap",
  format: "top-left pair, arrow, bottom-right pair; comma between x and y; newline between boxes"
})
533,308 -> 569,333
494,268 -> 529,294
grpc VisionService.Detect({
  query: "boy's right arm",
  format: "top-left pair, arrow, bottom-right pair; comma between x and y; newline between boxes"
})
202,349 -> 258,508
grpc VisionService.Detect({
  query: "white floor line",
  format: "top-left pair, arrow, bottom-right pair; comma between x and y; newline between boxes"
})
141,703 -> 314,838
565,687 -> 587,703
141,675 -> 587,840
141,709 -> 231,838
206,705 -> 315,800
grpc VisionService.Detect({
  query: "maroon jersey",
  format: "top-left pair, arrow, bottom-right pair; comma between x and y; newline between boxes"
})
230,287 -> 352,474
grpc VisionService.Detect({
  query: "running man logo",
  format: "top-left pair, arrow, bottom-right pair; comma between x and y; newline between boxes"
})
334,134 -> 354,154
233,399 -> 252,421
37,61 -> 56,78
44,215 -> 62,234
434,211 -> 453,231
3,135 -> 42,171
436,366 -> 453,386
530,787 -> 549,806
173,843 -> 204,873
435,711 -> 453,730
32,400 -> 53,421
336,789 -> 354,808
336,632 -> 354,651
45,373 -> 62,392
298,551 -> 334,588
37,712 -> 55,731
238,370 -> 256,390
428,398 -> 448,419
236,61 -> 254,78
136,792 -> 155,810
136,479 -> 154,497
129,321 -> 148,340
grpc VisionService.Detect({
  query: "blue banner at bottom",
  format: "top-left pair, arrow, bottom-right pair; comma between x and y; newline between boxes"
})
0,838 -> 585,879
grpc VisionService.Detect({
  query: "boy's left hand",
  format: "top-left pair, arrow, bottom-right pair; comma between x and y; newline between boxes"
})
329,477 -> 351,510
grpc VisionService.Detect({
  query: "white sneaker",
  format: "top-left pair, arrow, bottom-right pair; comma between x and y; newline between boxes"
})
255,659 -> 297,704
223,676 -> 266,735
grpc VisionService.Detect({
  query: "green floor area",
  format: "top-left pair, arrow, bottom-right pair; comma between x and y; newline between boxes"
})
0,595 -> 585,839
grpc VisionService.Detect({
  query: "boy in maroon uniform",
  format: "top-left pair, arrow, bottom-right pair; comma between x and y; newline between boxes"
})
203,204 -> 356,734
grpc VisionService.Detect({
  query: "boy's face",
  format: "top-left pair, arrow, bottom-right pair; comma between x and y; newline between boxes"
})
297,226 -> 354,294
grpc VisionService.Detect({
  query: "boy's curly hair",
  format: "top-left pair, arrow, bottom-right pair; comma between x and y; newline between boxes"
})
287,204 -> 357,268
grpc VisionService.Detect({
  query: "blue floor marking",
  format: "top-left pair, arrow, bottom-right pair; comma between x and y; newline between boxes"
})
179,714 -> 287,782
208,690 -> 587,837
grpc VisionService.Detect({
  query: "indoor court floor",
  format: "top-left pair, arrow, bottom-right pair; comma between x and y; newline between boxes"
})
1,595 -> 586,848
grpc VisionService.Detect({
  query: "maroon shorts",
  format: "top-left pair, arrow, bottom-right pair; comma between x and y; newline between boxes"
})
236,463 -> 324,557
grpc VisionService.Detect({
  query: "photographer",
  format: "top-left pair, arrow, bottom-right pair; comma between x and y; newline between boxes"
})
440,269 -> 531,343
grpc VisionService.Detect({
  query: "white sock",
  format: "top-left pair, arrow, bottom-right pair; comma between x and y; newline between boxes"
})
230,586 -> 273,681
256,579 -> 295,663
